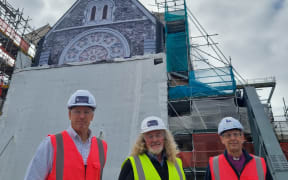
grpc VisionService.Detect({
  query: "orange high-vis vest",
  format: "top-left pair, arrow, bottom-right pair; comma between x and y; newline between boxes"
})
46,131 -> 107,180
209,154 -> 266,180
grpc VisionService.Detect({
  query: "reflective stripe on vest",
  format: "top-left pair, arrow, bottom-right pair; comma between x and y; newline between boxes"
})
55,133 -> 64,180
132,154 -> 184,180
212,154 -> 265,180
175,160 -> 184,180
54,133 -> 105,180
212,156 -> 220,180
97,138 -> 105,180
134,156 -> 146,180
254,155 -> 265,180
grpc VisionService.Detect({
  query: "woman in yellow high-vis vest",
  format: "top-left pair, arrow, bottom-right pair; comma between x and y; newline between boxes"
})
118,116 -> 186,180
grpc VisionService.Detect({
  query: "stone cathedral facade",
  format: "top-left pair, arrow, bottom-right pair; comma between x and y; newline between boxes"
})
35,0 -> 164,65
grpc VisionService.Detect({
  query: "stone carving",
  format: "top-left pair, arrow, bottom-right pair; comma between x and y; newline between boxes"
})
59,28 -> 130,64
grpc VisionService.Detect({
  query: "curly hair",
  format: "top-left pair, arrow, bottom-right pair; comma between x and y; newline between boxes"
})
130,130 -> 179,163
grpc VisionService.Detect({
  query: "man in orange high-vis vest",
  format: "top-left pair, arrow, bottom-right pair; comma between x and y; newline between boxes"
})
205,117 -> 272,180
24,90 -> 107,180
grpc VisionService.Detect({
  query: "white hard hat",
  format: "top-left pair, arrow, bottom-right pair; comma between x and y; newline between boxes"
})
141,116 -> 167,133
218,117 -> 243,135
67,90 -> 96,109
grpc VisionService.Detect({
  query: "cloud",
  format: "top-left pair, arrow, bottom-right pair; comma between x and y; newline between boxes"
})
8,0 -> 75,28
273,0 -> 285,10
7,0 -> 288,115
186,0 -> 288,115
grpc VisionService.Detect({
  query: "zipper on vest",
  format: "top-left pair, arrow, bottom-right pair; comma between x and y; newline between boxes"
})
85,165 -> 87,179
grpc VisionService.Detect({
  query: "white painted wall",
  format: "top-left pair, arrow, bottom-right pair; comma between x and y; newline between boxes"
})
0,53 -> 167,179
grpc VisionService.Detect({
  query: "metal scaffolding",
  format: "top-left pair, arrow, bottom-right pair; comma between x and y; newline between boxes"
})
0,0 -> 45,114
153,1 -> 288,179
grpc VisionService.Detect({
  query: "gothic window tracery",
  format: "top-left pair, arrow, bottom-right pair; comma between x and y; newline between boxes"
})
59,29 -> 130,65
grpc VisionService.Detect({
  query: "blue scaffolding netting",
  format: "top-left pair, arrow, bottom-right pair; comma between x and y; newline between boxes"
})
164,1 -> 236,100
165,8 -> 189,72
169,66 -> 236,99
166,32 -> 188,72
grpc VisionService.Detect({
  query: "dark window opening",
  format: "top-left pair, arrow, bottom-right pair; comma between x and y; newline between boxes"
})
102,5 -> 108,19
90,6 -> 96,21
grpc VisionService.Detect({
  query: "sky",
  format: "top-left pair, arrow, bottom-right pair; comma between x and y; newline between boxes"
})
7,0 -> 288,116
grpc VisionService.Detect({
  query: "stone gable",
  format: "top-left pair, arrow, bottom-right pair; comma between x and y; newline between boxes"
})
36,0 -> 163,66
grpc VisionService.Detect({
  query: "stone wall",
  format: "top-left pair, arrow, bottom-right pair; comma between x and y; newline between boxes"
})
37,0 -> 162,65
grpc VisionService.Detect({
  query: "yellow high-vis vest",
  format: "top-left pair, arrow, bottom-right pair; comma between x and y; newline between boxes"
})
123,153 -> 186,180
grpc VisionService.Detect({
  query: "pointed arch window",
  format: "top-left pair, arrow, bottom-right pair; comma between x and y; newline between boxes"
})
102,5 -> 108,20
90,6 -> 96,21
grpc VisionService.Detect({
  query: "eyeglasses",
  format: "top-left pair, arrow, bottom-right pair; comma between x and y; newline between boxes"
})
222,132 -> 242,138
144,132 -> 164,140
71,109 -> 93,116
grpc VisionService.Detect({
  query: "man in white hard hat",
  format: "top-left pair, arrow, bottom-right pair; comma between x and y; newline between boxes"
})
24,90 -> 107,180
118,116 -> 186,180
205,117 -> 272,180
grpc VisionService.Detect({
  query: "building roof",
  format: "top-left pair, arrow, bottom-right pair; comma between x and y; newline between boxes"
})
24,24 -> 51,45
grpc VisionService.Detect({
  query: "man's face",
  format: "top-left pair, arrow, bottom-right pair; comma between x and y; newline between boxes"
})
69,106 -> 94,134
143,130 -> 165,155
220,129 -> 245,154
